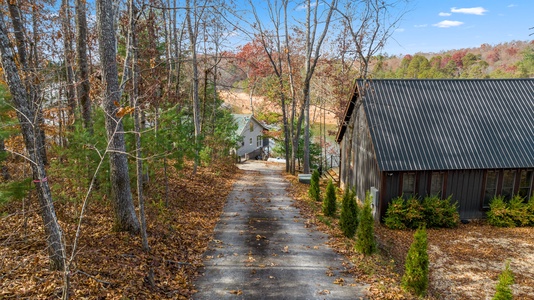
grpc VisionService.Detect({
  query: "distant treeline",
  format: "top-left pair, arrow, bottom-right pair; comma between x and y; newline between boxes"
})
371,41 -> 534,79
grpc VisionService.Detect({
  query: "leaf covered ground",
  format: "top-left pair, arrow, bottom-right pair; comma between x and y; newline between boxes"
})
0,161 -> 240,299
285,174 -> 534,300
2,162 -> 533,299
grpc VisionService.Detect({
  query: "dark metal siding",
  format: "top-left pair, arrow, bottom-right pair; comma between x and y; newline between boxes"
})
443,170 -> 485,219
362,79 -> 534,171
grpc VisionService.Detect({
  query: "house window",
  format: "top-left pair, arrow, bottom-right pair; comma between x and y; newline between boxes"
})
518,170 -> 533,199
250,122 -> 254,132
501,170 -> 516,200
402,173 -> 416,198
256,136 -> 262,147
430,172 -> 443,196
249,137 -> 252,145
483,170 -> 498,208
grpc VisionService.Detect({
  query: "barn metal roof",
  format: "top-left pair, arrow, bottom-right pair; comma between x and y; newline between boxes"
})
340,79 -> 534,171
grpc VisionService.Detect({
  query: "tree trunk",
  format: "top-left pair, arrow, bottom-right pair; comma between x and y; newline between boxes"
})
7,1 -> 47,166
96,0 -> 140,234
128,0 -> 149,251
61,0 -> 76,122
186,0 -> 202,174
0,12 -> 66,271
75,0 -> 92,133
0,138 -> 9,181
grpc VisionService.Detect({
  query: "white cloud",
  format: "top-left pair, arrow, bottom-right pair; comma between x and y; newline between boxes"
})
439,12 -> 451,16
451,7 -> 488,15
433,20 -> 464,28
414,24 -> 428,28
507,4 -> 517,8
395,28 -> 405,32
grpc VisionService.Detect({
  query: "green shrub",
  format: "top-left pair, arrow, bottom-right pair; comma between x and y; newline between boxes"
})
423,195 -> 460,228
493,260 -> 514,300
355,191 -> 376,255
527,195 -> 534,226
402,226 -> 429,296
384,195 -> 459,229
322,180 -> 337,217
487,195 -> 532,228
309,169 -> 321,202
339,188 -> 359,238
384,197 -> 407,230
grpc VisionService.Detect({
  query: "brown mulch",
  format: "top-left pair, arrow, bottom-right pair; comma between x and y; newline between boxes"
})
0,161 -> 240,299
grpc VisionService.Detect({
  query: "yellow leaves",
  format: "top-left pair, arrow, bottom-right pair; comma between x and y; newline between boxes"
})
333,277 -> 345,286
229,289 -> 243,295
113,100 -> 135,118
116,106 -> 135,118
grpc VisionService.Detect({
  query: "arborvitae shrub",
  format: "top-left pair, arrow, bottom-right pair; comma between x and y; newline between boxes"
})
355,191 -> 376,255
309,169 -> 321,202
402,226 -> 429,297
492,260 -> 514,300
322,180 -> 336,217
508,195 -> 529,226
339,188 -> 359,238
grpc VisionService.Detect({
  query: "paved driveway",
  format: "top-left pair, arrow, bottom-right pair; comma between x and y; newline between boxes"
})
193,160 -> 367,299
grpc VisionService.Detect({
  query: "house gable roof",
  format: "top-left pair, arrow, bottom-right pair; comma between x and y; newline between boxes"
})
232,114 -> 268,136
338,79 -> 534,171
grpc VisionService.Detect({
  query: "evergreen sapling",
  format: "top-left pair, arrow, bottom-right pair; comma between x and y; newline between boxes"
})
402,226 -> 429,296
355,191 -> 377,255
493,260 -> 514,300
339,188 -> 359,238
322,179 -> 337,217
309,169 -> 321,201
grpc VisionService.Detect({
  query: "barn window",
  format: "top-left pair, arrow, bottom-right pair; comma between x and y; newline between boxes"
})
256,136 -> 262,147
483,170 -> 498,208
402,173 -> 416,198
430,172 -> 443,196
249,138 -> 253,145
518,170 -> 533,199
501,170 -> 516,200
250,122 -> 254,132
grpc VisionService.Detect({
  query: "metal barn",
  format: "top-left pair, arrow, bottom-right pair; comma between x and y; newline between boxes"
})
336,79 -> 534,220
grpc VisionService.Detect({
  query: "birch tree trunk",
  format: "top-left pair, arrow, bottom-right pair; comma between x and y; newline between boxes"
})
0,11 -> 66,271
75,0 -> 93,133
96,0 -> 140,234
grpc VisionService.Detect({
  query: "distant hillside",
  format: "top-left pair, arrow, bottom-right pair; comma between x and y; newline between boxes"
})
371,40 -> 534,79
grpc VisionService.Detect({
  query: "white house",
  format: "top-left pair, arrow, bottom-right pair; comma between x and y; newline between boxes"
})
233,114 -> 269,159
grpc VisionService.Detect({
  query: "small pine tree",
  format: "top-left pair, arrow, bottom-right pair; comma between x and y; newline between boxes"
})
402,226 -> 429,297
309,169 -> 321,201
322,180 -> 337,217
355,191 -> 376,255
339,188 -> 359,238
493,260 -> 514,300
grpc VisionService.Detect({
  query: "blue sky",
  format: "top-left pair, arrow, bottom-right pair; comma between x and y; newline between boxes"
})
385,0 -> 533,55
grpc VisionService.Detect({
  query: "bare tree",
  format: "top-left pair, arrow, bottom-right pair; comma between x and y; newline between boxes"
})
60,0 -> 77,121
185,0 -> 208,174
75,0 -> 93,133
248,0 -> 291,172
0,10 -> 66,271
96,0 -> 140,234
